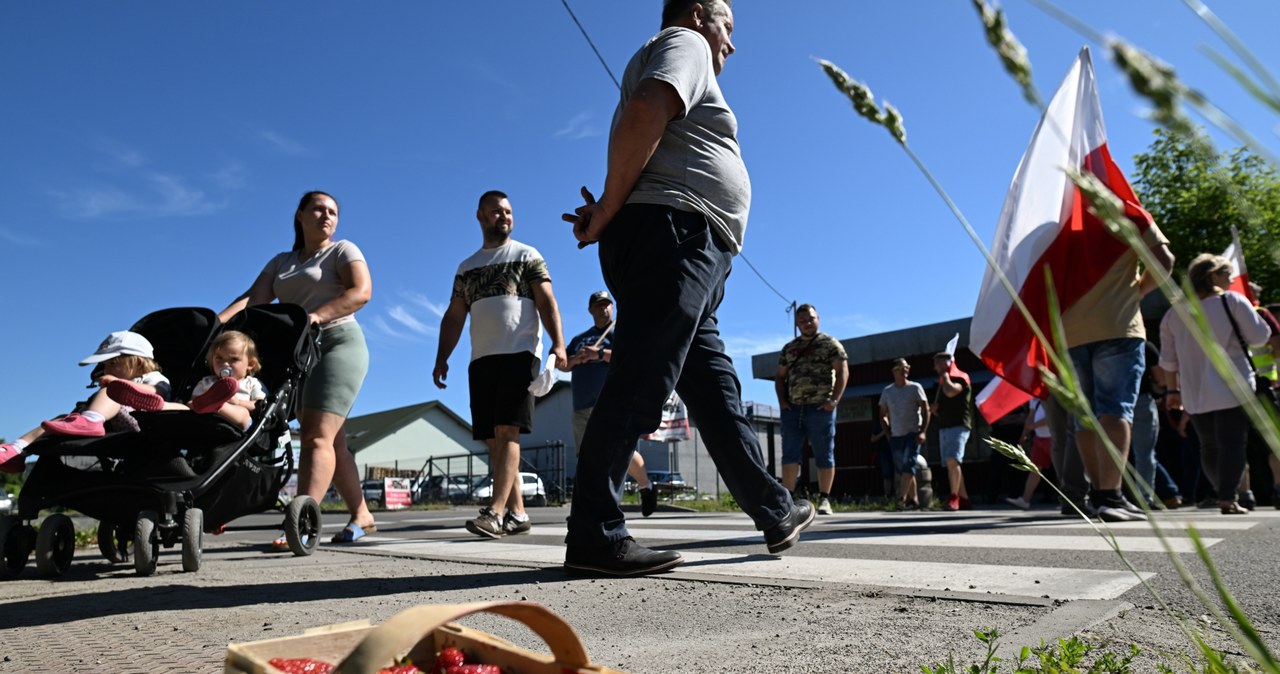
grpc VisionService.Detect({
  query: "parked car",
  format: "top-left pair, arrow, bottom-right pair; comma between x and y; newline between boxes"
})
647,470 -> 690,494
361,479 -> 385,509
472,472 -> 547,507
0,488 -> 12,516
415,475 -> 472,504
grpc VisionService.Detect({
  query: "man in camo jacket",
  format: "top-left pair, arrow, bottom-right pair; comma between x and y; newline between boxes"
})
775,304 -> 848,516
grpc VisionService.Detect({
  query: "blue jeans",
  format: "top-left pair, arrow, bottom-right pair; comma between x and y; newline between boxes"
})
1068,337 -> 1144,428
780,404 -> 836,468
566,205 -> 793,546
889,434 -> 922,475
1130,392 -> 1180,503
938,426 -> 970,464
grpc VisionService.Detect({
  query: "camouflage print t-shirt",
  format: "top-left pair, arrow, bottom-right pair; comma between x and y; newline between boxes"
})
779,333 -> 848,405
453,240 -> 550,361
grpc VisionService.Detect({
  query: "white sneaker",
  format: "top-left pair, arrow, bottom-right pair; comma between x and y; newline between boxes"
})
817,497 -> 833,515
1005,496 -> 1030,510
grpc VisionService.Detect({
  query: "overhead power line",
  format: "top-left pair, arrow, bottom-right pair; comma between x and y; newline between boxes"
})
560,0 -> 621,90
558,0 -> 795,311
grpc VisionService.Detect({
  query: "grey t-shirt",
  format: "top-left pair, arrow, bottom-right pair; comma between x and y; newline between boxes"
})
615,26 -> 751,254
879,382 -> 926,436
262,239 -> 366,329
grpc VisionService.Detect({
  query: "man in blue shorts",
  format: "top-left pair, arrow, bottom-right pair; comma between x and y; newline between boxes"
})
1060,220 -> 1173,522
775,303 -> 847,515
932,352 -> 972,511
879,358 -> 930,509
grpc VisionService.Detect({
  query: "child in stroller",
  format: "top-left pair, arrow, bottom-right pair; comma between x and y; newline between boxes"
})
0,330 -> 172,473
107,330 -> 268,431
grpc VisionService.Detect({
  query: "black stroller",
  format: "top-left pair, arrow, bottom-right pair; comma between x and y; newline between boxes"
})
0,304 -> 322,578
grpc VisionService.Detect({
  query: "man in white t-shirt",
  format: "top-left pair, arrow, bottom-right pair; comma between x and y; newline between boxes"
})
434,190 -> 567,539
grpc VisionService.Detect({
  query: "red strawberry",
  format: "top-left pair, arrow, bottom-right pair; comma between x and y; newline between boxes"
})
446,665 -> 501,674
377,665 -> 423,674
268,657 -> 335,674
433,647 -> 466,674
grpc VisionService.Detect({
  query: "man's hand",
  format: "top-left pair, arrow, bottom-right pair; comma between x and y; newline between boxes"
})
551,344 -> 570,372
916,432 -> 926,445
817,401 -> 835,412
562,186 -> 617,249
432,362 -> 449,389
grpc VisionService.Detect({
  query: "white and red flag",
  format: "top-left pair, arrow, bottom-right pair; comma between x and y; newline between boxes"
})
941,332 -> 970,385
1223,225 -> 1258,305
969,47 -> 1157,423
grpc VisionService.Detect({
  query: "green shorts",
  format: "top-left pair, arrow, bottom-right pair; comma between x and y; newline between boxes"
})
301,321 -> 368,417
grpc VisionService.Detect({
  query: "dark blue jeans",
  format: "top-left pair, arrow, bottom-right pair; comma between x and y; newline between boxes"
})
1130,392 -> 1181,502
566,204 -> 793,547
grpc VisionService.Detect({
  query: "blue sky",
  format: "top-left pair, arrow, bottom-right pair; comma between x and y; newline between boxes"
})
3,1 -> 1280,438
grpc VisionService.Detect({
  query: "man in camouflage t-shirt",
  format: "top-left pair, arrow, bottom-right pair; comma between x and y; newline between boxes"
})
775,304 -> 848,516
434,190 -> 567,539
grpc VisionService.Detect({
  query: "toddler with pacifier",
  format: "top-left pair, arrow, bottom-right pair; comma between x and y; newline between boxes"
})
107,330 -> 267,430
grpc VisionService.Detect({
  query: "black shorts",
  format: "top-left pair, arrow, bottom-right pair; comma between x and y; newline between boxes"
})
467,352 -> 538,440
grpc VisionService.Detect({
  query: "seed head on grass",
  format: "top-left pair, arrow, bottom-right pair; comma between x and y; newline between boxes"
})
1108,39 -> 1200,136
971,0 -> 1041,107
816,58 -> 907,146
988,436 -> 1038,474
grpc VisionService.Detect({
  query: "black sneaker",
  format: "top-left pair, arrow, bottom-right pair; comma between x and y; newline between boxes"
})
1273,488 -> 1280,510
1238,490 -> 1257,511
465,507 -> 504,539
564,537 -> 683,576
1096,497 -> 1146,522
1117,497 -> 1148,519
763,499 -> 815,554
502,512 -> 532,535
1095,504 -> 1134,522
640,486 -> 657,518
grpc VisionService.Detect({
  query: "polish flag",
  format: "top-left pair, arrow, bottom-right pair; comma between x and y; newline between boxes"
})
969,48 -> 1157,424
941,332 -> 970,385
1223,225 -> 1258,305
975,376 -> 1029,423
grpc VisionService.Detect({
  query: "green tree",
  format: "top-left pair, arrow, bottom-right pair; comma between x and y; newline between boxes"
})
1132,127 -> 1280,303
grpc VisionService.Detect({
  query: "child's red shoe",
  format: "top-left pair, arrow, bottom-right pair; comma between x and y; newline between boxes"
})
106,379 -> 166,412
191,377 -> 238,414
0,444 -> 24,474
41,413 -> 105,437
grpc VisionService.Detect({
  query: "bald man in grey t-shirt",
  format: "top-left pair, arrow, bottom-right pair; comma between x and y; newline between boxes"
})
561,0 -> 811,578
879,358 -> 930,509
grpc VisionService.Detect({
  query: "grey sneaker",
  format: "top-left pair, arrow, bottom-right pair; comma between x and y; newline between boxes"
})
502,512 -> 532,535
817,497 -> 833,515
465,507 -> 504,539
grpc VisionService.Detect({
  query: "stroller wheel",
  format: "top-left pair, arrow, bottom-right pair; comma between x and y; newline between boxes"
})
0,516 -> 33,579
133,511 -> 159,577
181,508 -> 203,573
35,514 -> 75,578
284,495 -> 321,557
97,521 -> 131,564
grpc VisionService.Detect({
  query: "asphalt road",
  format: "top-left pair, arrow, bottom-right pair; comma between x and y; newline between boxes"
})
1,504 -> 1277,673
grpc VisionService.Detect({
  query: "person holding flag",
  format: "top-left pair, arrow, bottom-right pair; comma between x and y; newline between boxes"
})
968,48 -> 1174,522
931,346 -> 972,512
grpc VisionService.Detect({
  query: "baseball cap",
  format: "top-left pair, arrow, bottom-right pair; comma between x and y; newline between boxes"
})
589,290 -> 612,307
79,331 -> 155,365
